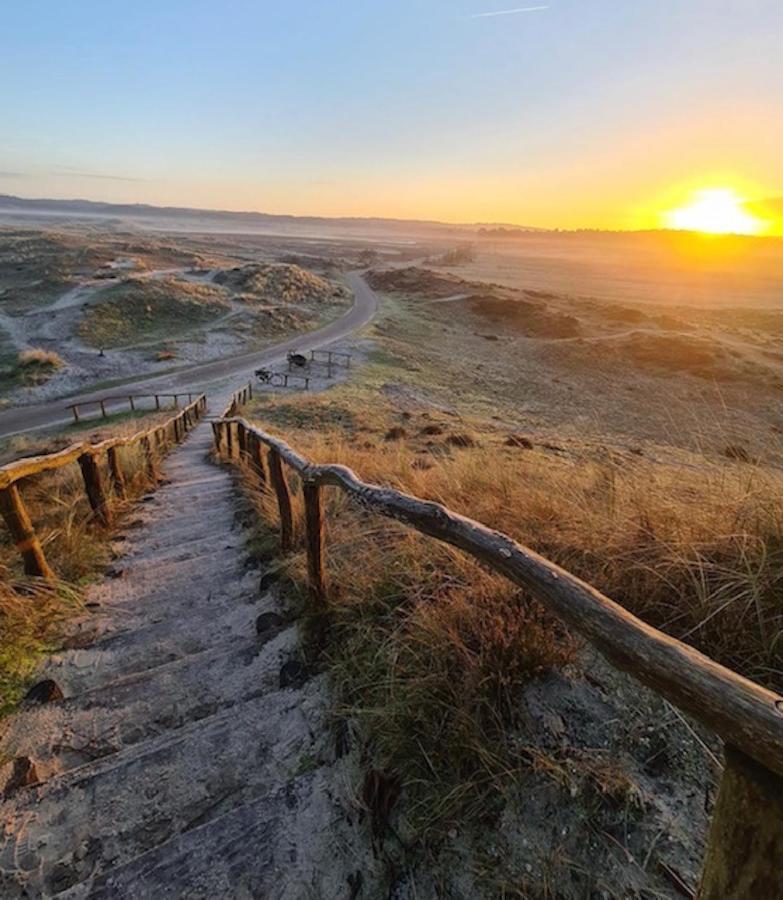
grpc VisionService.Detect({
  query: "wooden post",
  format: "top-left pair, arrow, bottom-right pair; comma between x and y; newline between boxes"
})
0,484 -> 54,579
107,446 -> 126,499
238,424 -> 248,461
99,400 -> 107,419
250,433 -> 267,487
174,395 -> 180,408
140,436 -> 158,483
699,745 -> 783,898
155,427 -> 166,455
71,406 -> 80,424
78,452 -> 111,526
226,422 -> 234,458
268,449 -> 293,552
303,480 -> 326,605
248,382 -> 253,400
155,394 -> 161,410
128,395 -> 135,411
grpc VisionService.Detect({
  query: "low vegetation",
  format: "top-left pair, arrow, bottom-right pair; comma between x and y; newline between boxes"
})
232,384 -> 781,853
0,413 -> 168,714
214,261 -> 347,305
77,277 -> 229,349
14,348 -> 63,385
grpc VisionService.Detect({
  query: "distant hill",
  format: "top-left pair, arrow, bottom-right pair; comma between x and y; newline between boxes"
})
0,193 -> 544,239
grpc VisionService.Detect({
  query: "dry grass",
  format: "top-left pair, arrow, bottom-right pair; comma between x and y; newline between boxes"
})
232,390 -> 783,839
0,431 -> 164,715
15,348 -> 63,385
0,579 -> 82,717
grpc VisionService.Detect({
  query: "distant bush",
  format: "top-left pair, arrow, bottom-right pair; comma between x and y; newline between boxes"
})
432,244 -> 477,266
15,348 -> 63,385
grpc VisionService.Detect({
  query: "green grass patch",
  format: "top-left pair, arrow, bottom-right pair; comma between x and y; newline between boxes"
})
78,277 -> 229,349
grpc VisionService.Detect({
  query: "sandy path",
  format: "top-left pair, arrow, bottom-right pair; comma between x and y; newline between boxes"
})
0,404 -> 374,896
0,270 -> 378,438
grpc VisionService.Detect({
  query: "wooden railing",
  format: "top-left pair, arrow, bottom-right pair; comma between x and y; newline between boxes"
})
213,392 -> 783,898
66,392 -> 198,423
0,394 -> 207,579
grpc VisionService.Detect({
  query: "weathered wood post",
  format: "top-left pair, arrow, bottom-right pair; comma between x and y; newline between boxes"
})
226,422 -> 234,458
237,423 -> 248,461
99,400 -> 107,419
303,479 -> 326,605
267,449 -> 293,552
250,433 -> 267,487
248,382 -> 253,400
78,452 -> 111,526
154,427 -> 166,456
140,436 -> 158,483
128,395 -> 135,411
0,484 -> 54,579
698,745 -> 783,898
70,405 -> 80,424
107,446 -> 126,499
155,394 -> 161,410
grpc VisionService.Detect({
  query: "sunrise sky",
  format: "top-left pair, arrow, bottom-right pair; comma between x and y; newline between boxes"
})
1,0 -> 782,233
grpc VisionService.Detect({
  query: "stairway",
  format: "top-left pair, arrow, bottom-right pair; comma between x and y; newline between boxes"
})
0,405 -> 373,898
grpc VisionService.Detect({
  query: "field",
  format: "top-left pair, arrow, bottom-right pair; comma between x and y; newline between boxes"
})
0,226 -> 364,403
225,230 -> 783,896
3,216 -> 783,897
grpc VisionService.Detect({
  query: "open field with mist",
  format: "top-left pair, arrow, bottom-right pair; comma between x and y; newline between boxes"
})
0,223 -> 399,403
222,228 -> 783,896
2,213 -> 783,898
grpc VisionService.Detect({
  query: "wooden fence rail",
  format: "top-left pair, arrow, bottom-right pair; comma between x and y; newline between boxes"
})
0,394 -> 207,579
212,406 -> 783,898
66,392 -> 196,423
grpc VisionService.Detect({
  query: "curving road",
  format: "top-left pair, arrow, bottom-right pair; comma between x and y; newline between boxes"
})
0,271 -> 378,439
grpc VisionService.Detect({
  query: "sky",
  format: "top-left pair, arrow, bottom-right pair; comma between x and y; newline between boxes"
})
1,0 -> 782,231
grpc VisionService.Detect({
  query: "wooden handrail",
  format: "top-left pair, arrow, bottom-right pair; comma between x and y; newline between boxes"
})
0,394 -> 207,577
65,393 -> 193,410
65,392 -> 196,423
213,408 -> 783,894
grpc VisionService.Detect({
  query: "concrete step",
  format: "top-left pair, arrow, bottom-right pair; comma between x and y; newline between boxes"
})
42,585 -> 263,695
58,768 -> 364,900
0,681 -> 329,899
0,623 -> 296,783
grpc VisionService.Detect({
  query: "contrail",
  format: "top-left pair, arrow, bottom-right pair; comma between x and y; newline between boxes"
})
469,6 -> 549,17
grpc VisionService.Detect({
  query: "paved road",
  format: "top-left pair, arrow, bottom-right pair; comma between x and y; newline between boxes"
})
0,271 -> 377,439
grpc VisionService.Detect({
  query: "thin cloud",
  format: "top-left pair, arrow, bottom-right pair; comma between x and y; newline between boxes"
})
49,165 -> 146,183
468,6 -> 549,18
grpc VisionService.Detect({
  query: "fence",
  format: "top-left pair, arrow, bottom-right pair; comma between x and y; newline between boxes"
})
66,392 -> 198,424
213,386 -> 783,898
0,394 -> 207,579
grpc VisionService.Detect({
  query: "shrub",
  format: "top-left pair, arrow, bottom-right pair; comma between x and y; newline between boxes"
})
15,348 -> 63,385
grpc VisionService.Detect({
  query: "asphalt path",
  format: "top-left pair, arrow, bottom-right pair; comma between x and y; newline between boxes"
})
0,271 -> 378,439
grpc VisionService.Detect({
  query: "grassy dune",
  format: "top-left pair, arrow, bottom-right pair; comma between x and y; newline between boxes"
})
78,277 -> 229,349
231,382 -> 779,874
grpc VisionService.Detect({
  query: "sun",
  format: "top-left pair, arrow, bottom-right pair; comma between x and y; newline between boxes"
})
663,188 -> 765,236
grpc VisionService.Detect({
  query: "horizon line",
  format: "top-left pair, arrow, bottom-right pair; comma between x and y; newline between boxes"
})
0,191 -> 780,240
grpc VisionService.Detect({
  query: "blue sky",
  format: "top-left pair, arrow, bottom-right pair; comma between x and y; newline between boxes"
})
1,0 -> 781,227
